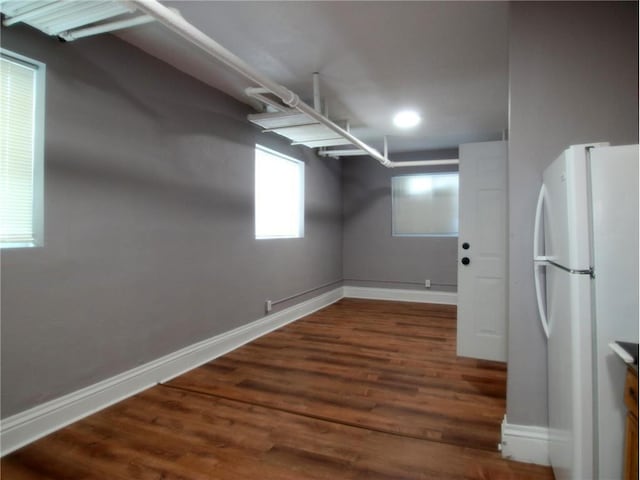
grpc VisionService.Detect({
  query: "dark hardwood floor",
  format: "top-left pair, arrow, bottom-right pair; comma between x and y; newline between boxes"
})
1,299 -> 554,479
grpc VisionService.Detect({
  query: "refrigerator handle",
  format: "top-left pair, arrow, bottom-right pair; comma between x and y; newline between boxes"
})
534,262 -> 550,339
533,184 -> 547,262
533,184 -> 550,339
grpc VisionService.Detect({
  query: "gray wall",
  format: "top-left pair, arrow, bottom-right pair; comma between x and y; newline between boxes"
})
0,26 -> 342,418
342,150 -> 459,291
507,2 -> 638,426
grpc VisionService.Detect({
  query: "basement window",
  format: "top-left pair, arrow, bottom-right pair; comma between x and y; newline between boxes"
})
255,145 -> 304,239
391,173 -> 459,237
0,50 -> 45,248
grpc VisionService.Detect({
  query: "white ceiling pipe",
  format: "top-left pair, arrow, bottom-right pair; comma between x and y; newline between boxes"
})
317,149 -> 459,166
128,0 -> 392,168
318,149 -> 367,157
381,135 -> 458,167
280,93 -> 393,165
59,14 -> 155,41
388,159 -> 459,168
127,0 -> 299,104
245,87 -> 289,112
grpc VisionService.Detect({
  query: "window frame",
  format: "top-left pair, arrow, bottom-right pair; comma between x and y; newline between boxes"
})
254,144 -> 305,240
391,172 -> 459,238
0,48 -> 46,249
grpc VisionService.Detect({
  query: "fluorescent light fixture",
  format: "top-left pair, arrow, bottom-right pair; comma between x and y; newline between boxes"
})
393,110 -> 421,129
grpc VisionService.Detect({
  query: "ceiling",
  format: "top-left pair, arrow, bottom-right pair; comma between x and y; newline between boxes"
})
116,1 -> 509,155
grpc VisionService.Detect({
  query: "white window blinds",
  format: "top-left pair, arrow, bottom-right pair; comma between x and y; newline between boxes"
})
392,173 -> 459,236
1,51 -> 44,247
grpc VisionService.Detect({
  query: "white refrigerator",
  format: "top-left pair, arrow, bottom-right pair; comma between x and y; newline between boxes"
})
533,143 -> 639,480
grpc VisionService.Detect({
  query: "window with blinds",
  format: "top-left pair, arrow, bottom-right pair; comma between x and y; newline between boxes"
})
391,173 -> 459,237
1,50 -> 45,248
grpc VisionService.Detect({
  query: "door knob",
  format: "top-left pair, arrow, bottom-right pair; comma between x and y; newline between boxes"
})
461,257 -> 470,266
462,242 -> 470,250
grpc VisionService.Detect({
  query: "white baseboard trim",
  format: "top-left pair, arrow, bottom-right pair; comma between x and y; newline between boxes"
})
343,285 -> 457,305
500,415 -> 550,466
0,287 -> 344,456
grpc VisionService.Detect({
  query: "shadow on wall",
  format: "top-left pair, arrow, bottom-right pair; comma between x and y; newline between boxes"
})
342,177 -> 389,221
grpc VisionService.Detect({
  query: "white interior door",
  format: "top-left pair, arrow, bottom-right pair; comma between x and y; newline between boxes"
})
457,140 -> 508,362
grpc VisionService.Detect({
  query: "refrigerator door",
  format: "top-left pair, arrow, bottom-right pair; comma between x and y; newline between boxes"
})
546,264 -> 593,480
589,144 -> 639,479
542,144 -> 607,270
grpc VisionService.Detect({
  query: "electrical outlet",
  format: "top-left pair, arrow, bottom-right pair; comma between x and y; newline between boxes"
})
265,300 -> 272,313
424,279 -> 431,289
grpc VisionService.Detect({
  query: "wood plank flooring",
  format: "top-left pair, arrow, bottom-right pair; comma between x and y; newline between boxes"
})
1,299 -> 554,479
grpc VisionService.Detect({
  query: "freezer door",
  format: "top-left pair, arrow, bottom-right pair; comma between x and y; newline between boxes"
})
547,264 -> 593,480
542,144 -> 606,270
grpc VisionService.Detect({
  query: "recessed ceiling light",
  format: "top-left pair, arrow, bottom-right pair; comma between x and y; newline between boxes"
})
393,110 -> 421,129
